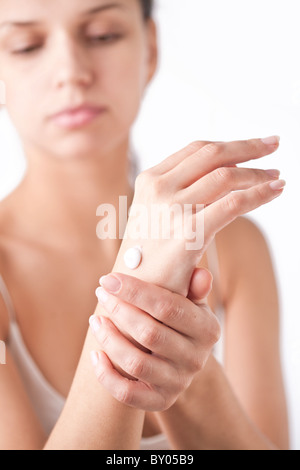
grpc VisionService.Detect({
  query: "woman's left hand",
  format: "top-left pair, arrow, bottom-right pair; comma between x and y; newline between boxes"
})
89,268 -> 220,412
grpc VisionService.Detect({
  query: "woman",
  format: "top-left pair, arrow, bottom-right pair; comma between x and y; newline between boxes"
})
0,0 -> 289,449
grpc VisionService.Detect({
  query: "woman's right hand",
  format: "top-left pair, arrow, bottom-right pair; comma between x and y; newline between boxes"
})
112,136 -> 284,297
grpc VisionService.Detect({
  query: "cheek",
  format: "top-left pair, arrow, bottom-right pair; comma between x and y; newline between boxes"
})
1,58 -> 48,136
3,77 -> 25,122
100,44 -> 148,126
4,78 -> 38,135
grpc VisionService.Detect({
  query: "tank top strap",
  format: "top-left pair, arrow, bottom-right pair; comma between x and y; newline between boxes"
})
0,273 -> 17,323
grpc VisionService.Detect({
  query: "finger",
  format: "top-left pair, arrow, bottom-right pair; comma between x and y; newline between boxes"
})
96,287 -> 193,365
89,315 -> 177,386
187,268 -> 213,303
90,350 -> 167,411
151,140 -> 212,175
167,137 -> 280,189
177,167 -> 281,205
98,273 -> 213,338
203,179 -> 286,239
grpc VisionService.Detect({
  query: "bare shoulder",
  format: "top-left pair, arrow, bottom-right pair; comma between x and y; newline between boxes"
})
215,216 -> 276,304
217,215 -> 270,254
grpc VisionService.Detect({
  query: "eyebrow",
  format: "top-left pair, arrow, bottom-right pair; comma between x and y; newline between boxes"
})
84,2 -> 128,16
0,2 -> 127,30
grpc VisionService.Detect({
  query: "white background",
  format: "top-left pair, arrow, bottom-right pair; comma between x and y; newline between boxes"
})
0,0 -> 299,449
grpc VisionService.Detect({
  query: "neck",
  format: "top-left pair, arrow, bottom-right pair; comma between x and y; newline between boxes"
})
7,141 -> 135,254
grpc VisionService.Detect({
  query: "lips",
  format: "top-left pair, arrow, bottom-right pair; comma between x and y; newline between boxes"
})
51,105 -> 106,129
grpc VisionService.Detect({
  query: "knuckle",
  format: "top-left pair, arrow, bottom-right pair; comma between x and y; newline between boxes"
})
125,355 -> 150,379
135,170 -> 153,191
156,297 -> 184,324
213,167 -> 233,185
187,140 -> 205,153
152,175 -> 167,199
135,170 -> 150,185
135,171 -> 167,199
126,283 -> 142,306
115,382 -> 134,406
254,168 -> 266,180
138,325 -> 164,349
189,352 -> 205,372
246,138 -> 259,153
95,367 -> 106,384
148,391 -> 169,412
253,184 -> 266,199
223,192 -> 240,214
203,142 -> 223,157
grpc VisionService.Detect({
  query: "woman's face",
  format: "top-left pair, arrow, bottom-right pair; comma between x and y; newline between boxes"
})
0,0 -> 157,160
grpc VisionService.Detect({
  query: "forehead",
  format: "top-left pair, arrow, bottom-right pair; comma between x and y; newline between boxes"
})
0,0 -> 136,25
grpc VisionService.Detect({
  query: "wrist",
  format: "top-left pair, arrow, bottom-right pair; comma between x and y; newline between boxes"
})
113,237 -> 197,296
114,190 -> 204,296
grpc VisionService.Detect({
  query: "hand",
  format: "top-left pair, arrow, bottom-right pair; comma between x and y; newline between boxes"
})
93,137 -> 284,382
89,268 -> 219,411
112,137 -> 284,297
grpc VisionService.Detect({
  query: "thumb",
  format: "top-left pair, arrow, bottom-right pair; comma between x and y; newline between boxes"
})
187,268 -> 213,303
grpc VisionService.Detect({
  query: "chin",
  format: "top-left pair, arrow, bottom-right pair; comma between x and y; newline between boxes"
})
30,118 -> 130,161
44,132 -> 114,161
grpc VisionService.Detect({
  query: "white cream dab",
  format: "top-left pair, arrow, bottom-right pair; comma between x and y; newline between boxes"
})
123,246 -> 142,270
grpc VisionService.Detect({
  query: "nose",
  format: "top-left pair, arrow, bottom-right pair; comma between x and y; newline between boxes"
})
52,33 -> 94,89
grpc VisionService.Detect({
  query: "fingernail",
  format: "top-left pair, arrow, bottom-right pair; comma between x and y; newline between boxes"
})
265,169 -> 280,179
261,136 -> 280,146
89,314 -> 101,332
95,287 -> 109,304
100,275 -> 121,293
269,179 -> 286,190
90,351 -> 99,367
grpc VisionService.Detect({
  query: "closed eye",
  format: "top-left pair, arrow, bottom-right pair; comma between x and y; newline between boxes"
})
88,34 -> 122,44
12,45 -> 41,54
11,34 -> 123,55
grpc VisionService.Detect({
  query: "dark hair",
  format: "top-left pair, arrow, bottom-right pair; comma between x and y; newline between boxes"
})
140,0 -> 153,20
